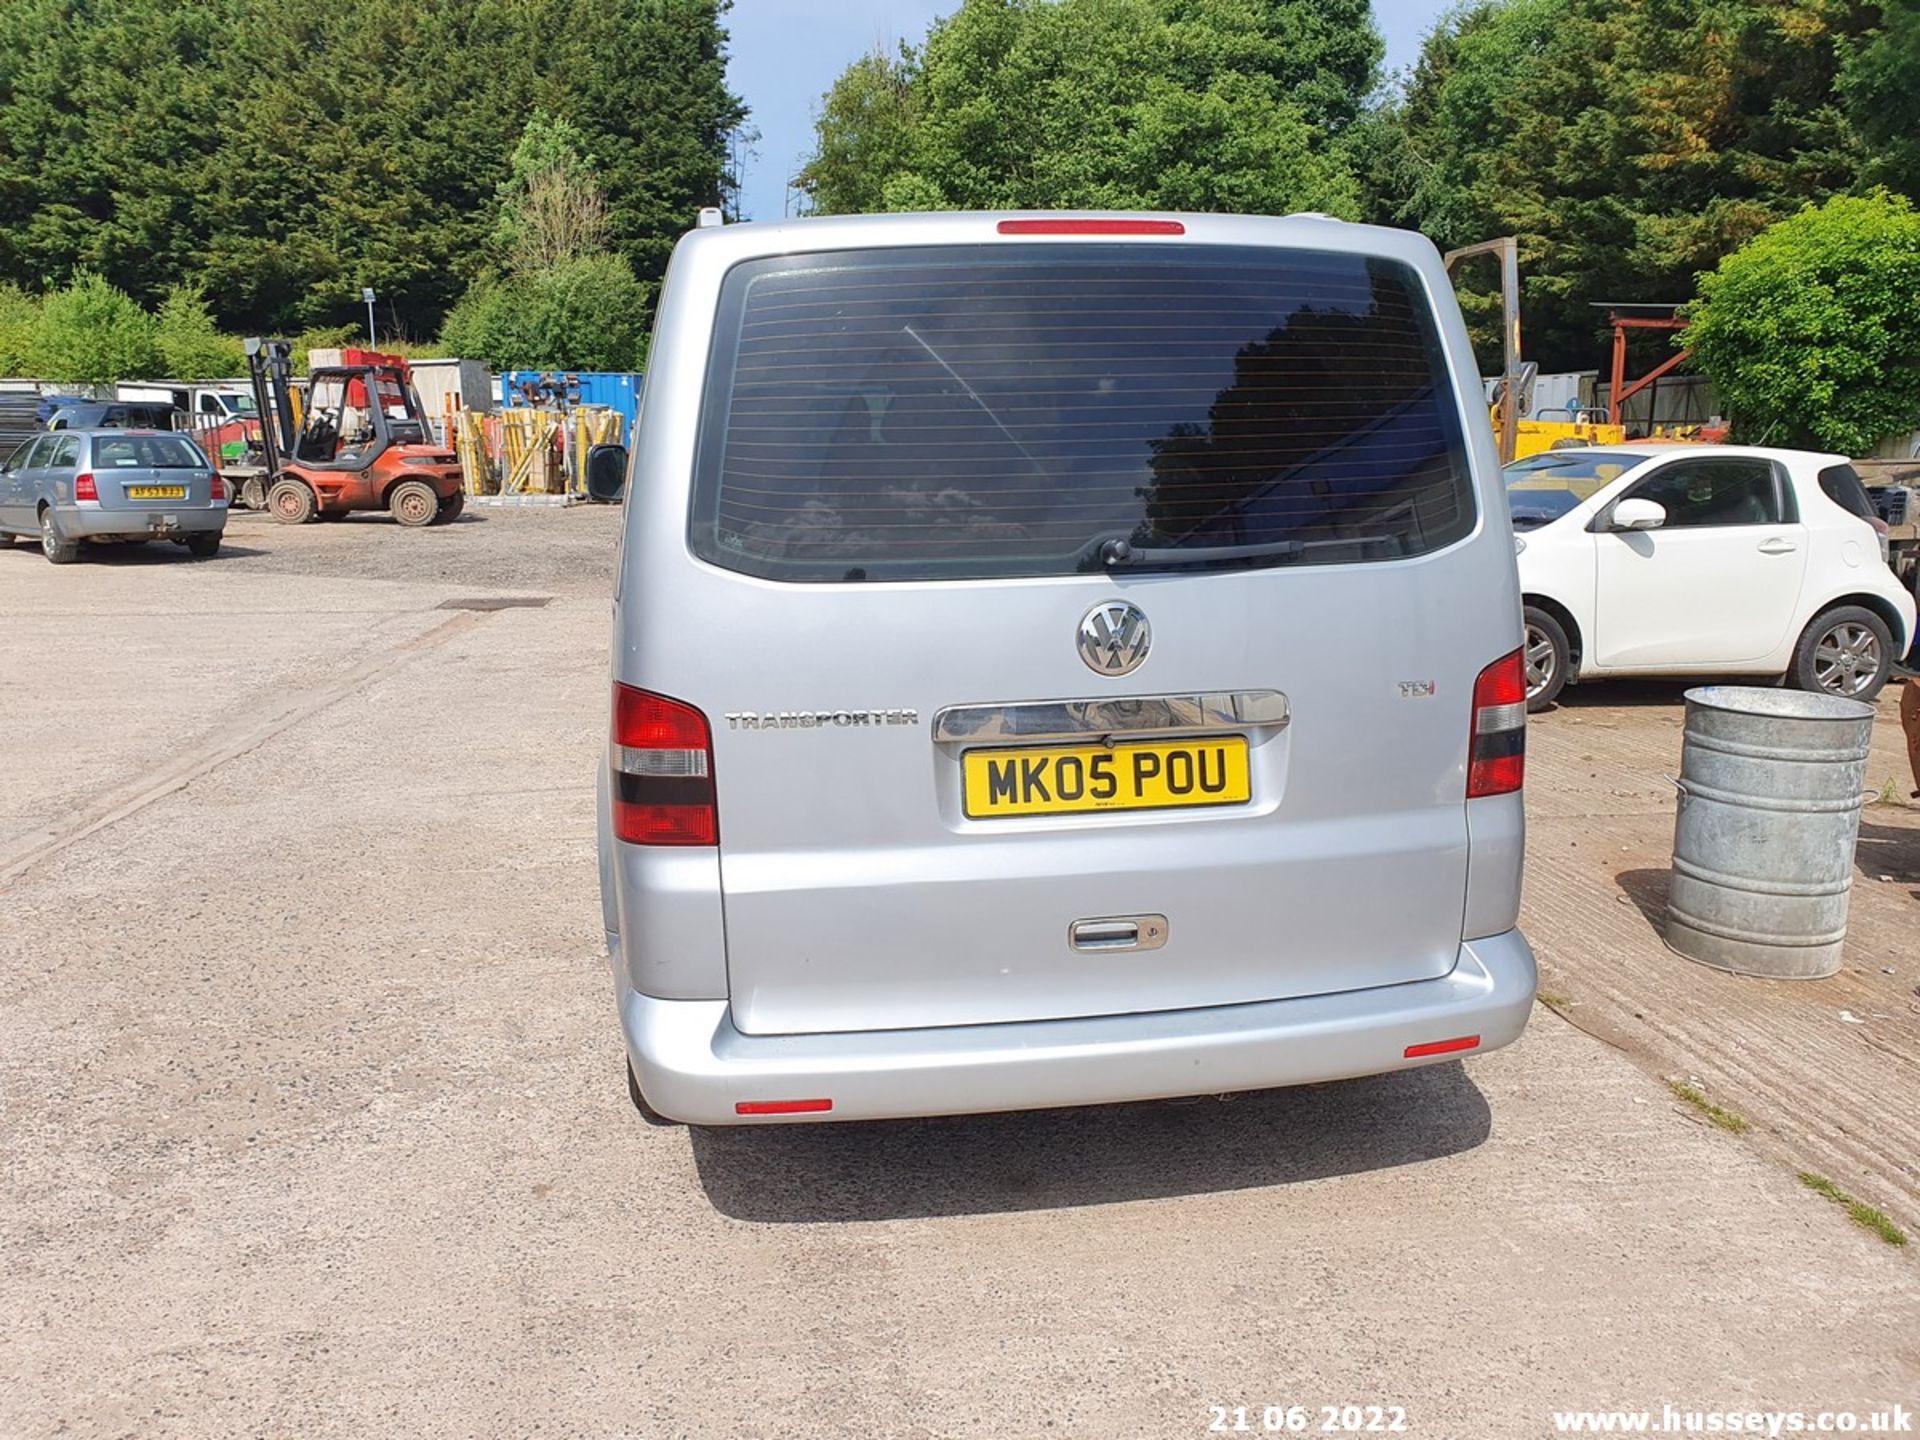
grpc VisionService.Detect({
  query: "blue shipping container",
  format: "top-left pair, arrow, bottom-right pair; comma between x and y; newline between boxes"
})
500,371 -> 642,432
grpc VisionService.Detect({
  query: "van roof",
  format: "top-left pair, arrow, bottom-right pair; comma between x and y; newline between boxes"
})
673,209 -> 1444,275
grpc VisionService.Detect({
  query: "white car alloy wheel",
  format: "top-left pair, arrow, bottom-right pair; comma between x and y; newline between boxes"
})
1811,619 -> 1882,697
1524,621 -> 1558,698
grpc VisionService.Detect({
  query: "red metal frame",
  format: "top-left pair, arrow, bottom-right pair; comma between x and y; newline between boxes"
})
1607,313 -> 1691,427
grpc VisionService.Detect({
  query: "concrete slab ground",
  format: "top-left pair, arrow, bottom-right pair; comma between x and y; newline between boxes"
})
1526,679 -> 1920,1241
2,509 -> 1915,1438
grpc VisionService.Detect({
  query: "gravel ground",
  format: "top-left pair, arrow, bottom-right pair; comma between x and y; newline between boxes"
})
211,501 -> 625,598
1,511 -> 1915,1439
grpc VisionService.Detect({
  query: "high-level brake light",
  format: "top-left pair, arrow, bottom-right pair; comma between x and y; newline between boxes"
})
996,218 -> 1185,236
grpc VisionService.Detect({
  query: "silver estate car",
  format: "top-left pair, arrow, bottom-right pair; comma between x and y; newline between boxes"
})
0,429 -> 227,563
597,211 -> 1536,1125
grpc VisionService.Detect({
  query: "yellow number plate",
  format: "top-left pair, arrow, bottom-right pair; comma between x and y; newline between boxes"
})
962,736 -> 1251,819
127,485 -> 187,499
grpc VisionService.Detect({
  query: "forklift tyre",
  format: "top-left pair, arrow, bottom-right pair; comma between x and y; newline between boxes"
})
239,476 -> 268,510
267,478 -> 317,525
388,480 -> 440,528
431,490 -> 465,525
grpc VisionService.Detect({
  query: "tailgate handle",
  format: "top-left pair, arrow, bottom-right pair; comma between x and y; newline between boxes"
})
1069,914 -> 1168,952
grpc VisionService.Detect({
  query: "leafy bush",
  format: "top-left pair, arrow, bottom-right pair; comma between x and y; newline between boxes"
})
1683,192 -> 1920,454
493,110 -> 610,273
155,286 -> 246,378
440,254 -> 650,371
0,284 -> 39,373
24,273 -> 162,383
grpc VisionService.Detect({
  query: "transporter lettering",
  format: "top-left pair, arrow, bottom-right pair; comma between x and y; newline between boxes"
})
725,709 -> 919,731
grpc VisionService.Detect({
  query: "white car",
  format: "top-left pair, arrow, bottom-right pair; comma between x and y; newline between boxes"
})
1508,444 -> 1915,709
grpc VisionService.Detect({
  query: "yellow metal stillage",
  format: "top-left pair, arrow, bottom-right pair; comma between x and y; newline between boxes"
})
448,405 -> 627,499
500,409 -> 562,494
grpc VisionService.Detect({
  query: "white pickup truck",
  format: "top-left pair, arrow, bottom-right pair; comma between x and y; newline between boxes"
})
116,382 -> 257,424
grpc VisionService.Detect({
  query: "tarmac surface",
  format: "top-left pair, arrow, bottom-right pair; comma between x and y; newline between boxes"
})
2,506 -> 1916,1438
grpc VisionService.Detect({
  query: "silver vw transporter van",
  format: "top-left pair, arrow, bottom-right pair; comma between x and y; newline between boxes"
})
597,212 -> 1535,1124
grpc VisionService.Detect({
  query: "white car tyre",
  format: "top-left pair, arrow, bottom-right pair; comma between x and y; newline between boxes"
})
1791,606 -> 1893,701
1523,605 -> 1570,711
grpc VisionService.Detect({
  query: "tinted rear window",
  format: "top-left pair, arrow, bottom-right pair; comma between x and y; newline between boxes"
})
690,245 -> 1476,581
1817,463 -> 1875,520
92,434 -> 206,469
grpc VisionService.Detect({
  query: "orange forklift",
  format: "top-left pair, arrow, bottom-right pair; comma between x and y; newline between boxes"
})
244,338 -> 465,526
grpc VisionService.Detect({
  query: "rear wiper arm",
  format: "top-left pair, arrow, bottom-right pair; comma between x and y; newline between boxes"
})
1099,537 -> 1304,568
1099,534 -> 1399,568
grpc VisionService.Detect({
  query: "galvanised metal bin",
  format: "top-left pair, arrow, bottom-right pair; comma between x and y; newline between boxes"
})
1666,686 -> 1877,979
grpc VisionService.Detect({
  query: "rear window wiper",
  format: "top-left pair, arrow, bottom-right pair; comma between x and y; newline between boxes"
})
1100,537 -> 1303,568
1098,534 -> 1403,569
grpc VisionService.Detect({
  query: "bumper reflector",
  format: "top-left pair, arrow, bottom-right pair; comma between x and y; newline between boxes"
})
735,1098 -> 834,1116
1404,1035 -> 1480,1059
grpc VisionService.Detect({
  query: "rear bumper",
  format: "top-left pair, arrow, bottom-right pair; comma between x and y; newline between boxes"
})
59,503 -> 224,538
618,928 -> 1537,1125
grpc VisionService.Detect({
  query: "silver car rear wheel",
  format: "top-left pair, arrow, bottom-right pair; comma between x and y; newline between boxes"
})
40,509 -> 79,565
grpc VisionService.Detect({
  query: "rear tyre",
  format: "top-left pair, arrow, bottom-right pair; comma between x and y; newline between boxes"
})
431,489 -> 465,524
388,479 -> 439,528
626,1058 -> 682,1127
39,509 -> 79,565
1791,606 -> 1893,701
184,532 -> 221,558
1523,606 -> 1570,712
267,477 -> 317,525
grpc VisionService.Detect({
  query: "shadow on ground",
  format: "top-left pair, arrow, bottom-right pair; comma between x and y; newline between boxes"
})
1550,679 -> 1698,712
54,541 -> 269,565
1856,817 -> 1920,885
299,511 -> 490,528
1617,868 -> 1670,934
690,1062 -> 1491,1223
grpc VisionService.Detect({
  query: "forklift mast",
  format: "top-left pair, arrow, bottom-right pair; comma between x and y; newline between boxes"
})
243,337 -> 299,476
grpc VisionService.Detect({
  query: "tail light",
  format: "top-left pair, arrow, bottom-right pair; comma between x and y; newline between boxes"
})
1467,648 -> 1526,798
611,684 -> 716,845
74,472 -> 98,503
210,473 -> 227,502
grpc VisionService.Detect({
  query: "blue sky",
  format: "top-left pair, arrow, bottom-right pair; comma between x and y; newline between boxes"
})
727,0 -> 1450,222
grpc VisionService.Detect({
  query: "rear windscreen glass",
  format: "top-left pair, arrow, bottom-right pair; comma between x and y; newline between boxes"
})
1817,464 -> 1876,520
92,435 -> 206,469
690,245 -> 1476,581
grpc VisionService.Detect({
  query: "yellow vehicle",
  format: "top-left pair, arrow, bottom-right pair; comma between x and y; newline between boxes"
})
1510,413 -> 1626,460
